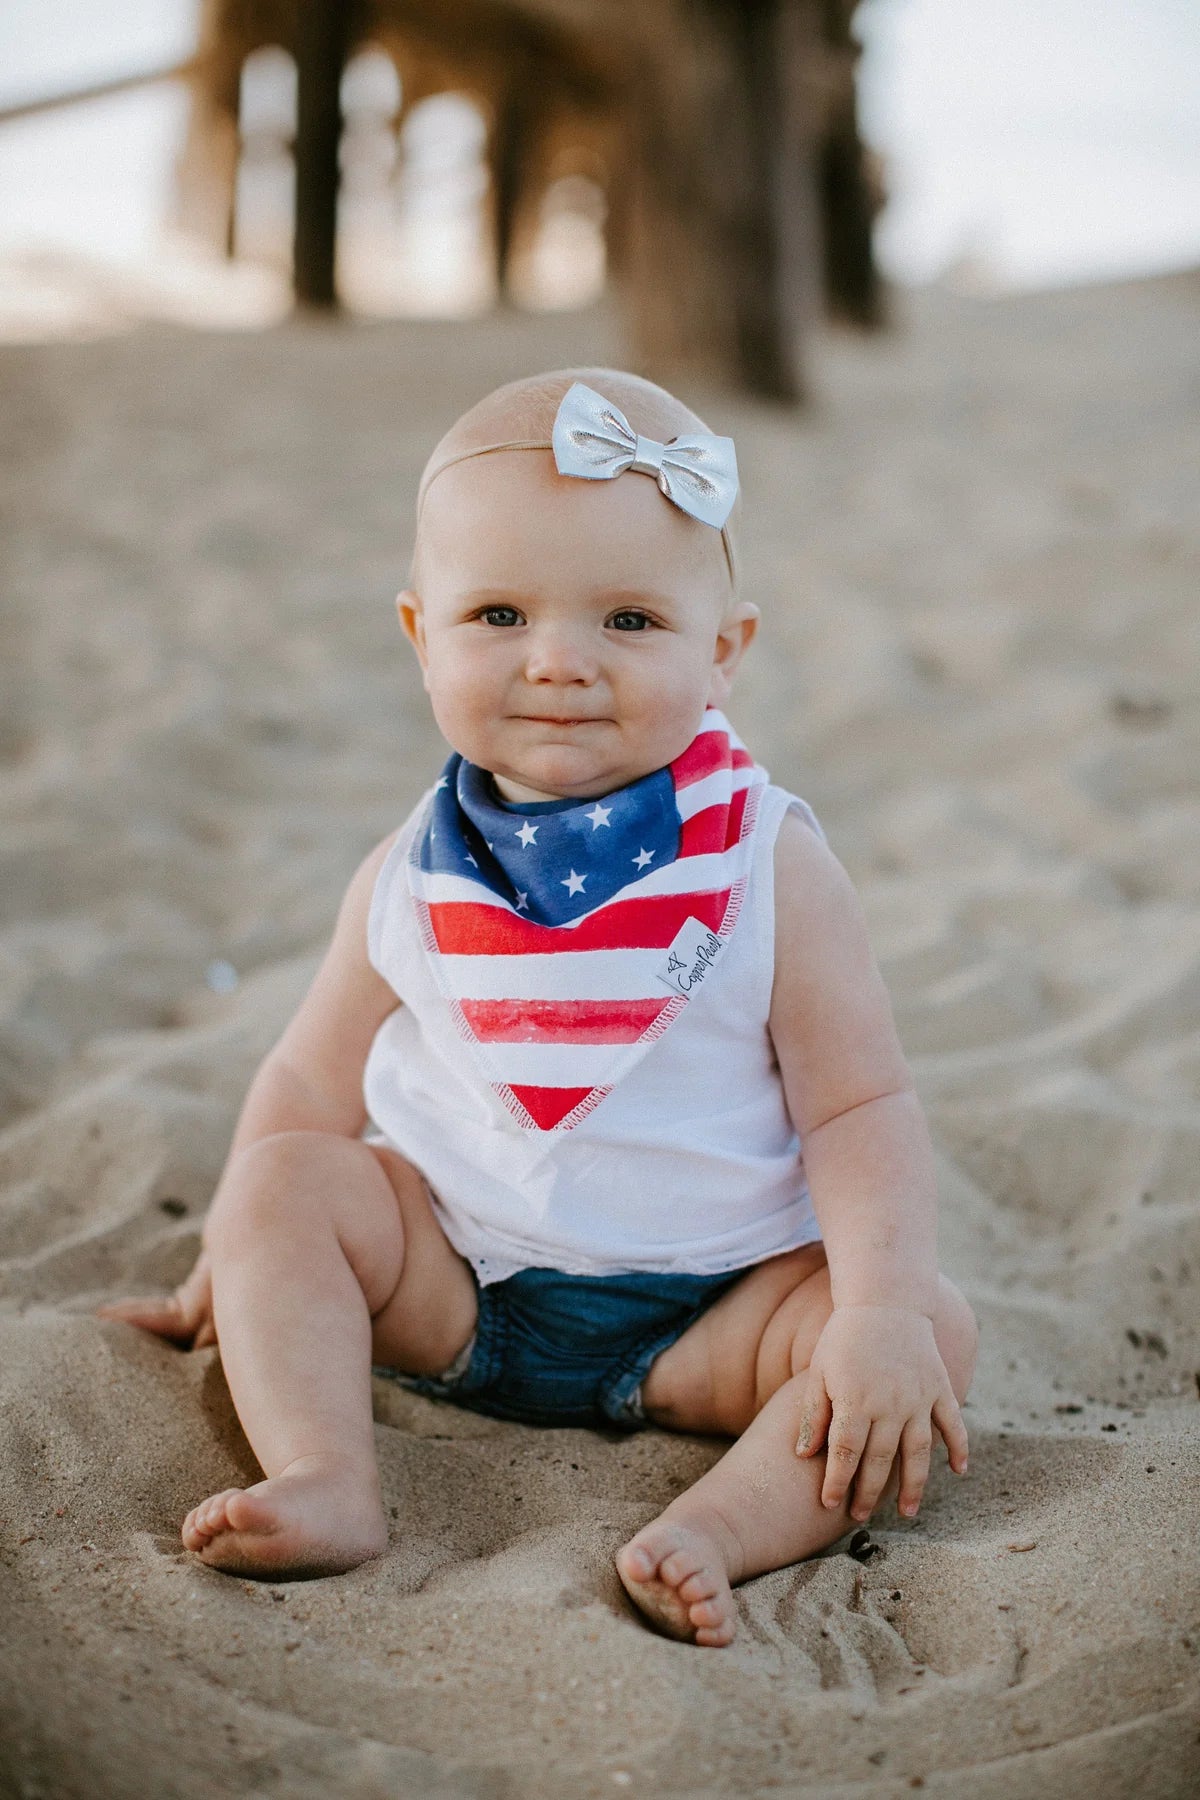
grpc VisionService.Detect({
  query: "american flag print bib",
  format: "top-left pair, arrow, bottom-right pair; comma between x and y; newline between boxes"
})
407,708 -> 768,1132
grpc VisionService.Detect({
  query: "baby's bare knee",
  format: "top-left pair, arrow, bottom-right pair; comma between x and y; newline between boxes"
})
206,1130 -> 356,1256
754,1264 -> 833,1410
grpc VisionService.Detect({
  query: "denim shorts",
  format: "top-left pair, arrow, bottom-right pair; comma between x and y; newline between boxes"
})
373,1264 -> 744,1429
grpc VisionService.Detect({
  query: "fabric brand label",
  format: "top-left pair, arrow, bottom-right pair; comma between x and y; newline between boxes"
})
655,915 -> 725,997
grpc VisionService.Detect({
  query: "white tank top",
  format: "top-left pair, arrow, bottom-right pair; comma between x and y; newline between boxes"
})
362,781 -> 824,1284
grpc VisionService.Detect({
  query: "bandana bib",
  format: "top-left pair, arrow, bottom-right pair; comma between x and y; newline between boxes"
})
408,708 -> 767,1131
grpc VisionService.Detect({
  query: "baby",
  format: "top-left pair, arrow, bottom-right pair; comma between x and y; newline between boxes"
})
100,367 -> 977,1647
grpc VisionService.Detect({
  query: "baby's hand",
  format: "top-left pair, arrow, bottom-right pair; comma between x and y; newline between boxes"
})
794,1305 -> 968,1522
96,1247 -> 216,1349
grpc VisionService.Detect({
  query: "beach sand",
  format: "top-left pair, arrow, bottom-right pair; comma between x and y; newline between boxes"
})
0,272 -> 1197,1797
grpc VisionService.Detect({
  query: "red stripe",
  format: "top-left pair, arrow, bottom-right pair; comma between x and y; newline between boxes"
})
669,729 -> 729,789
724,781 -> 749,847
678,804 -> 728,856
462,997 -> 670,1043
676,784 -> 751,857
508,1084 -> 594,1130
428,887 -> 731,955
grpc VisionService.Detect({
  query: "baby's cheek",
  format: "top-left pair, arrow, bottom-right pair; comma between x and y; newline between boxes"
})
424,682 -> 486,760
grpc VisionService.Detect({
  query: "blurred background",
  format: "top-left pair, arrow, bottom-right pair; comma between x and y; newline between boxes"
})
1,0 -> 1198,373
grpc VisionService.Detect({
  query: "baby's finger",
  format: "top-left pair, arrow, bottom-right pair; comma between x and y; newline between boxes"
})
96,1294 -> 195,1343
849,1421 -> 901,1522
821,1403 -> 869,1510
932,1386 -> 969,1475
794,1370 -> 832,1458
896,1415 -> 934,1517
174,1258 -> 213,1329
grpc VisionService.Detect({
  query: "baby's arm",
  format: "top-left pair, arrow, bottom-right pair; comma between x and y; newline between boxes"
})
226,829 -> 402,1152
768,811 -> 968,1518
98,830 -> 403,1346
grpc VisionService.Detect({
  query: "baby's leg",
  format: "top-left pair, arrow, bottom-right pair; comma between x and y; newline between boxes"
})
616,1252 -> 977,1645
187,1130 -> 475,1577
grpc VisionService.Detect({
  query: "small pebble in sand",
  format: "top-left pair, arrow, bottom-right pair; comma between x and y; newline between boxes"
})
847,1528 -> 884,1563
1007,1541 -> 1038,1553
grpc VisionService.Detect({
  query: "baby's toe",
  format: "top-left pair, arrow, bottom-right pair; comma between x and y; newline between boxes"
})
659,1544 -> 711,1590
223,1487 -> 278,1537
184,1489 -> 240,1547
617,1526 -> 677,1582
182,1510 -> 211,1550
676,1567 -> 720,1606
694,1620 -> 736,1649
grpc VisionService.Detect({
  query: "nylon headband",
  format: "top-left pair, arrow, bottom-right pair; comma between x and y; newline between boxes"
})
416,439 -> 739,589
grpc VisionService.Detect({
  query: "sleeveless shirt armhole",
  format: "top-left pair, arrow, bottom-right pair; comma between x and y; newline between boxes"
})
756,788 -> 828,1027
784,793 -> 827,845
366,789 -> 433,979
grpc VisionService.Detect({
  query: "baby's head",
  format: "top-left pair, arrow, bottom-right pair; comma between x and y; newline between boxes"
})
398,367 -> 758,803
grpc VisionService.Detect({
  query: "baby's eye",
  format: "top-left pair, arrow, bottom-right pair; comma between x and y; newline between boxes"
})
608,609 -> 653,632
479,606 -> 523,627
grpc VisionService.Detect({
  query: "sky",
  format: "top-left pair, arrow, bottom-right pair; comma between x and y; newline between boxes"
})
0,0 -> 195,264
0,0 -> 1197,321
856,0 -> 1200,288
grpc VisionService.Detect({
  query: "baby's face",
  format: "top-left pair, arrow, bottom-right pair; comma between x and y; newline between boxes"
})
399,449 -> 756,801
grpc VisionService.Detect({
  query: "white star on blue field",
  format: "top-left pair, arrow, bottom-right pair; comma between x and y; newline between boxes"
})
419,755 -> 684,925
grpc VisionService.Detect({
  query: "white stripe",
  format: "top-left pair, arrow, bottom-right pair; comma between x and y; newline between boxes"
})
441,946 -> 668,1000
675,765 -> 755,821
409,867 -> 518,906
412,843 -> 752,913
608,842 -> 753,900
480,1040 -> 641,1086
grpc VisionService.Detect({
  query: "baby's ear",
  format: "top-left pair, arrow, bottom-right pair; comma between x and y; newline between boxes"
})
396,590 -> 429,679
708,599 -> 759,704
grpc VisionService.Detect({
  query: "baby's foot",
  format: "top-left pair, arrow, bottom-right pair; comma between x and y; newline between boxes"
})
181,1453 -> 387,1578
615,1509 -> 743,1648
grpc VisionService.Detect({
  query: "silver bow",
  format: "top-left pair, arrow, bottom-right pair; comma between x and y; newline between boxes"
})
551,382 -> 738,529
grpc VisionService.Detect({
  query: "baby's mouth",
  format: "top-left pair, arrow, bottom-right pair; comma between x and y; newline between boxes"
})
520,716 -> 604,727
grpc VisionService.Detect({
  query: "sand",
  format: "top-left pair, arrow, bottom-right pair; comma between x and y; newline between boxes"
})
1,272 -> 1198,1798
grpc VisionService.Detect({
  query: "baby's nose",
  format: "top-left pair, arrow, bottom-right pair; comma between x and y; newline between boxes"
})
523,625 -> 600,684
